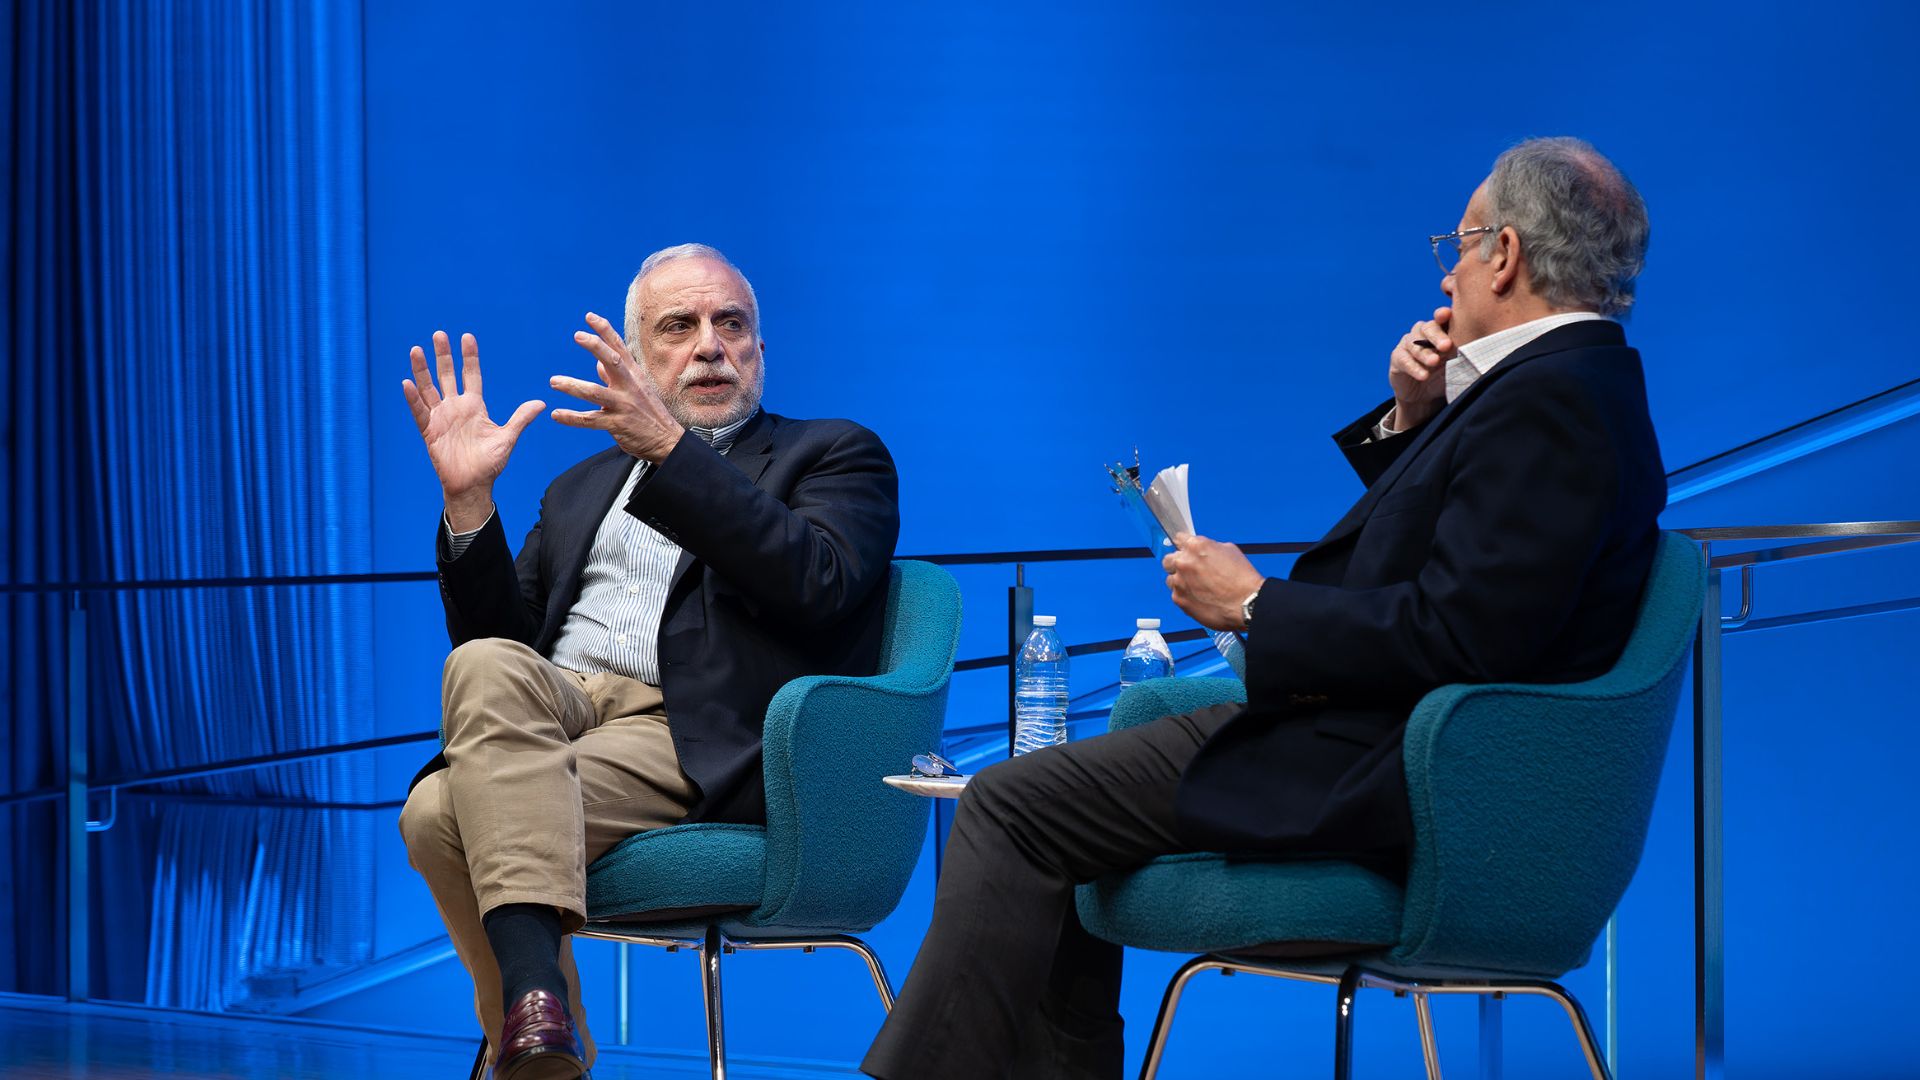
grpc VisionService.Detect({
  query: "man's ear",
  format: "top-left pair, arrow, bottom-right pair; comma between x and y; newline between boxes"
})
1490,226 -> 1523,296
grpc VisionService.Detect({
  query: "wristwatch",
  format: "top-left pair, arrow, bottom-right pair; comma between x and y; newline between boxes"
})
1240,587 -> 1261,630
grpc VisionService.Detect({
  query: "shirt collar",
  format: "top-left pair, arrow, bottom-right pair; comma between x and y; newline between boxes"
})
1445,312 -> 1607,403
690,408 -> 758,454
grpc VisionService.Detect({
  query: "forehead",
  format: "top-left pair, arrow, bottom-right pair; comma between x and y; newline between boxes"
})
639,257 -> 750,311
1460,179 -> 1491,226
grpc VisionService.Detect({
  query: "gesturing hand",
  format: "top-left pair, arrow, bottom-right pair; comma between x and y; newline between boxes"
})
400,331 -> 545,529
549,312 -> 686,462
1387,306 -> 1456,430
1162,533 -> 1266,632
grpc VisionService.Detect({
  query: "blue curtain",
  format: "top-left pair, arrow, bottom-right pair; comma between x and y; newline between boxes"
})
4,0 -> 375,1009
2,0 -> 85,999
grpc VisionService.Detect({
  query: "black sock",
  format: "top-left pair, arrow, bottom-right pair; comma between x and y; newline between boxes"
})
483,903 -> 568,1015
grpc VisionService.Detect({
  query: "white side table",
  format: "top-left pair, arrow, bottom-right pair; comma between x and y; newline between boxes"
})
881,774 -> 969,799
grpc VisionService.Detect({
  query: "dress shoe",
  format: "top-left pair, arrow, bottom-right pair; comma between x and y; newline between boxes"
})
493,988 -> 585,1080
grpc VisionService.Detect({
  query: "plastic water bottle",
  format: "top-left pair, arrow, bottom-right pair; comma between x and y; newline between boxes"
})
1013,615 -> 1069,755
1118,618 -> 1175,688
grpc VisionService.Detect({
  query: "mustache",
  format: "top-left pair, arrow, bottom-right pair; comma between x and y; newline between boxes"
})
675,363 -> 739,391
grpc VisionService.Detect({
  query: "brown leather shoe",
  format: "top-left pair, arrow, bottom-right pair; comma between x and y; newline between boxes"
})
494,988 -> 585,1080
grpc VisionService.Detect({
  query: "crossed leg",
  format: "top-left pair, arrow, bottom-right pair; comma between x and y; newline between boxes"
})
398,638 -> 697,1066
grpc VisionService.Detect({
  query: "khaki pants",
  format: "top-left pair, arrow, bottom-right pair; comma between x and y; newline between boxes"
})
398,638 -> 698,1064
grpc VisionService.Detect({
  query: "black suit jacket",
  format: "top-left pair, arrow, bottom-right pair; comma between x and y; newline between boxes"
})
1175,320 -> 1666,863
409,410 -> 902,825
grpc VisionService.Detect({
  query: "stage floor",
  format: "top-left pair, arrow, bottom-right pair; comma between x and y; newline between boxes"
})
0,996 -> 861,1079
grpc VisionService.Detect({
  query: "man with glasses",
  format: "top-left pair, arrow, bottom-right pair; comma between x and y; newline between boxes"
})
864,137 -> 1663,1080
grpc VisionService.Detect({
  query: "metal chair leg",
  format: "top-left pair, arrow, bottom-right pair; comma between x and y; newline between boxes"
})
833,936 -> 897,1012
467,1035 -> 488,1080
722,934 -> 898,1013
1413,992 -> 1444,1080
1478,993 -> 1503,1080
1535,980 -> 1613,1080
1137,956 -> 1230,1080
1334,966 -> 1362,1080
698,925 -> 727,1080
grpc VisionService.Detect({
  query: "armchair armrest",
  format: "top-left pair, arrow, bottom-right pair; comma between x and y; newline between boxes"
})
1109,677 -> 1246,733
752,667 -> 951,931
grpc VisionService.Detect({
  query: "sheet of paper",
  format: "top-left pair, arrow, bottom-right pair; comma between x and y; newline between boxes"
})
1143,464 -> 1194,540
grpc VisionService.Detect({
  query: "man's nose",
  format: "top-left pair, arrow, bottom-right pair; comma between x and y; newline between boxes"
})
693,319 -> 726,362
1440,272 -> 1456,298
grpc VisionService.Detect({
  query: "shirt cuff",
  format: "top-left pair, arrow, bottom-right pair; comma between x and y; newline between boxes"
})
443,509 -> 494,560
1369,407 -> 1410,442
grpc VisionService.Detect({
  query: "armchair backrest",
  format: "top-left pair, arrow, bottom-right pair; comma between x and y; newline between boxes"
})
750,560 -> 963,931
1392,531 -> 1705,975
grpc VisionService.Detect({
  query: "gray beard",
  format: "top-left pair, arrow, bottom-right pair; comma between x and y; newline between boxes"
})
660,373 -> 764,432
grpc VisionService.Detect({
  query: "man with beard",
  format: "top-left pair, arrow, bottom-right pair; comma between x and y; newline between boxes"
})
398,244 -> 900,1080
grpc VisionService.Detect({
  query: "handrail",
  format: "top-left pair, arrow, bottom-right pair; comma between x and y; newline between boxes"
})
5,522 -> 1913,803
1666,376 -> 1920,504
0,541 -> 1317,595
6,527 -> 1916,595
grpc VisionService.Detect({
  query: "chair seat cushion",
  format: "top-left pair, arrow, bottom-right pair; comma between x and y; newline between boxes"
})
585,822 -> 766,921
1075,853 -> 1404,955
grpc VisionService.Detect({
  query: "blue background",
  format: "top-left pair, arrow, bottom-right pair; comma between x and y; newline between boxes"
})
7,1 -> 1919,1076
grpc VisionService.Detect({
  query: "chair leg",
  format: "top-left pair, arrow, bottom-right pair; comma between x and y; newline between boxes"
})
1534,980 -> 1613,1080
698,925 -> 727,1080
1477,993 -> 1503,1080
1137,955 -> 1229,1080
1334,966 -> 1362,1080
722,935 -> 898,1013
467,1035 -> 489,1080
1413,992 -> 1444,1080
834,936 -> 897,1012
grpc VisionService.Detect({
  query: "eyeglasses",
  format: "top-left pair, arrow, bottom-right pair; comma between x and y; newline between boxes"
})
910,751 -> 961,778
1429,226 -> 1496,274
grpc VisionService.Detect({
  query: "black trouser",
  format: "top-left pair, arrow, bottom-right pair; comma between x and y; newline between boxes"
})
862,704 -> 1242,1080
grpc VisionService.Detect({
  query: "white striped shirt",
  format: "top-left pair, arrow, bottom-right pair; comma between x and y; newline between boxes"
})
445,412 -> 755,684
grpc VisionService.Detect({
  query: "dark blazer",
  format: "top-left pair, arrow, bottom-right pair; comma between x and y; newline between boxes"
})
409,410 -> 902,825
1175,320 -> 1666,864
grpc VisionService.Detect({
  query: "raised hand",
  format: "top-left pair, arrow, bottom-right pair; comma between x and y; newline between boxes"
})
1386,306 -> 1455,431
401,330 -> 544,531
548,312 -> 686,462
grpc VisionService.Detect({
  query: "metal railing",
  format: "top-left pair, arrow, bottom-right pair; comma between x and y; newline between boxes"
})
1680,522 -> 1920,1080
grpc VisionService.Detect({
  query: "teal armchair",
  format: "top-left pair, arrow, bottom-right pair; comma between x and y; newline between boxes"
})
570,560 -> 962,1079
1076,532 -> 1704,1080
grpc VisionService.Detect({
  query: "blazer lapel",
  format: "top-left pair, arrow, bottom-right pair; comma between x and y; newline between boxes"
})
723,409 -> 776,489
667,410 -> 777,589
1316,320 -> 1626,547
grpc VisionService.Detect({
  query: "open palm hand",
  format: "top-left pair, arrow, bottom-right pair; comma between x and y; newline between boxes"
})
401,331 -> 544,520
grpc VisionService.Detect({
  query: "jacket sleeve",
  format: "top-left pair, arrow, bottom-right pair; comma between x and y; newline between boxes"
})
434,508 -> 549,647
1332,398 -> 1430,489
1245,369 -> 1621,706
623,423 -> 900,629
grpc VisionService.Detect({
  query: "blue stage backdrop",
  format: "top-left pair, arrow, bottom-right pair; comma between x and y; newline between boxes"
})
4,1 -> 1918,1077
3,0 -> 376,1009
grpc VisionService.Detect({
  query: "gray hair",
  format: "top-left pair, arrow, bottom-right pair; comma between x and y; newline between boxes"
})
1478,137 -> 1650,317
623,242 -> 763,346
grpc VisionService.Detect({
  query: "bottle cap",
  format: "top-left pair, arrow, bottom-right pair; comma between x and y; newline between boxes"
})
1136,618 -> 1161,629
1032,615 -> 1056,627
